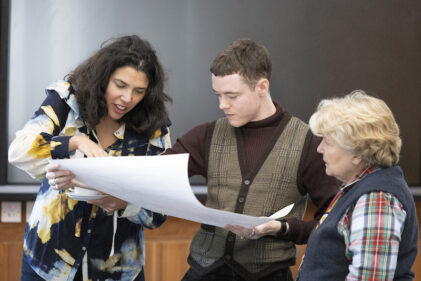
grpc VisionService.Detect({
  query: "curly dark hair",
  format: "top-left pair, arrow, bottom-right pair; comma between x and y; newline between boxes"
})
66,35 -> 172,138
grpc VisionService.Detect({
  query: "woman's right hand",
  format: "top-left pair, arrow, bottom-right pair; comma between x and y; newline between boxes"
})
69,136 -> 108,158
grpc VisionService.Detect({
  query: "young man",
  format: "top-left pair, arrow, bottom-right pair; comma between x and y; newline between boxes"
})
164,39 -> 337,281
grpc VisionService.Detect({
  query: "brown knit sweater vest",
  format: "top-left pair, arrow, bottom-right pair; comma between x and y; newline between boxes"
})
190,116 -> 309,274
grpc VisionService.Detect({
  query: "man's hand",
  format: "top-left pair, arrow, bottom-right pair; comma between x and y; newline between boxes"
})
225,220 -> 282,240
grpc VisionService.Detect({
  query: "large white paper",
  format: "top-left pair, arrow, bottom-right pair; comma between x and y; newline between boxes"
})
53,154 -> 293,228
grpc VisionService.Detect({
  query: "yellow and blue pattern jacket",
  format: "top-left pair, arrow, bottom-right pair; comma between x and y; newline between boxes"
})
8,81 -> 171,280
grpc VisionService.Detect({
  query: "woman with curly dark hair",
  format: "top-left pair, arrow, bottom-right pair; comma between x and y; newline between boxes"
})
9,35 -> 172,281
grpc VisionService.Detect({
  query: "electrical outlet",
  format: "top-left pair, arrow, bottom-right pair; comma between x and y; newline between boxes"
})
1,201 -> 22,223
26,201 -> 35,222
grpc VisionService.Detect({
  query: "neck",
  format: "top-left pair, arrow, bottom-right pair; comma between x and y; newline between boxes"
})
94,117 -> 121,150
343,165 -> 370,185
256,95 -> 276,121
96,116 -> 120,133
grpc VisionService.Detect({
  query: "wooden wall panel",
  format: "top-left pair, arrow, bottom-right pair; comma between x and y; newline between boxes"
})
0,243 -> 6,281
144,217 -> 199,281
144,242 -> 160,281
3,242 -> 23,281
0,242 -> 24,281
0,200 -> 26,281
158,240 -> 191,281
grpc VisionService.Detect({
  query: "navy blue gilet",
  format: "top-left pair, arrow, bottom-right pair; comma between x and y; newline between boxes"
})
297,166 -> 418,281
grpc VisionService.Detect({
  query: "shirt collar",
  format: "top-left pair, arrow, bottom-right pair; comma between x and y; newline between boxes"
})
113,123 -> 125,140
340,166 -> 380,192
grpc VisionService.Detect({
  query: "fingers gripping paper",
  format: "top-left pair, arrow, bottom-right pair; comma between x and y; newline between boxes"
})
53,154 -> 293,228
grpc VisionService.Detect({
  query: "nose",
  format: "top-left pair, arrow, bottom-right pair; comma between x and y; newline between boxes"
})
317,140 -> 324,154
219,96 -> 230,110
120,89 -> 133,104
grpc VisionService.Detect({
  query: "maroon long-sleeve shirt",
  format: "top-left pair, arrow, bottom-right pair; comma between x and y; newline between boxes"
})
164,101 -> 338,244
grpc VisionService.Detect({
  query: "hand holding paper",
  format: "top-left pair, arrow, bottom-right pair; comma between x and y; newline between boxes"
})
52,154 -> 294,228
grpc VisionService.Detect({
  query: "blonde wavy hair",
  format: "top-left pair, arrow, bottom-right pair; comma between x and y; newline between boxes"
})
309,90 -> 401,167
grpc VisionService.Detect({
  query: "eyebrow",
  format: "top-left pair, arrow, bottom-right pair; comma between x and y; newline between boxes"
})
213,90 -> 239,95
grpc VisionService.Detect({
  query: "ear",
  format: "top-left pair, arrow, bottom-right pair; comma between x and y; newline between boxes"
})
256,78 -> 269,96
351,154 -> 363,166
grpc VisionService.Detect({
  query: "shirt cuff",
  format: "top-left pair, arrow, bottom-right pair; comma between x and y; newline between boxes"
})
119,202 -> 142,218
274,220 -> 289,238
51,135 -> 71,159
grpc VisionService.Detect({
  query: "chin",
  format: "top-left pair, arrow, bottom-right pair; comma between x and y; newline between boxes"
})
228,119 -> 245,128
110,114 -> 124,121
325,169 -> 332,177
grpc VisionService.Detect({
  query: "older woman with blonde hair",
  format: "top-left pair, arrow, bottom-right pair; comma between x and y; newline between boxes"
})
297,90 -> 418,281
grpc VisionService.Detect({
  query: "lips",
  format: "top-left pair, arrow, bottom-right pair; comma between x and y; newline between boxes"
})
113,104 -> 129,114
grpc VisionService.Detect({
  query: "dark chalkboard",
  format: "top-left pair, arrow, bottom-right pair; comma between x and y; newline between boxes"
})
5,0 -> 421,186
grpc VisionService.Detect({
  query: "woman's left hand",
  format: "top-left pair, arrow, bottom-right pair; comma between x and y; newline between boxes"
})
45,163 -> 75,191
87,196 -> 128,213
225,220 -> 281,240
